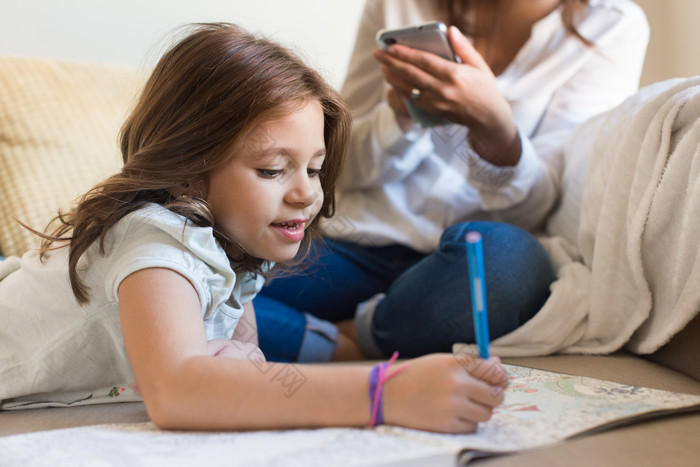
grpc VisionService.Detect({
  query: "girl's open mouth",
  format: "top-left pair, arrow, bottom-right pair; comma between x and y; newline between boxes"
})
272,220 -> 306,242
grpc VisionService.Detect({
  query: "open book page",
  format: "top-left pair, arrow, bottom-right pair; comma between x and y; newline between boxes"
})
1,364 -> 699,466
0,424 -> 456,467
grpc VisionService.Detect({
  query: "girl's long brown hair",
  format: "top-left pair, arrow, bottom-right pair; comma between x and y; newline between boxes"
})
36,23 -> 351,304
441,0 -> 593,46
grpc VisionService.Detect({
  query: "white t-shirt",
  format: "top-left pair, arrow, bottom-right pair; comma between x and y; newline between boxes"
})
325,0 -> 649,252
0,204 -> 265,407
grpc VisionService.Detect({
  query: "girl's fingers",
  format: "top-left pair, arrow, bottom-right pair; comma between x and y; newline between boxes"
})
437,393 -> 499,433
454,394 -> 498,423
432,417 -> 479,434
455,354 -> 510,388
465,378 -> 506,408
384,354 -> 508,433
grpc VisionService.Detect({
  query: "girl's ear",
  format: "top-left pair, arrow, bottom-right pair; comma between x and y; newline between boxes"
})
167,183 -> 190,199
168,179 -> 207,199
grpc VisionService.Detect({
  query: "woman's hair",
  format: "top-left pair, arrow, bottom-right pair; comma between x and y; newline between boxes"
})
441,0 -> 593,46
36,22 -> 351,304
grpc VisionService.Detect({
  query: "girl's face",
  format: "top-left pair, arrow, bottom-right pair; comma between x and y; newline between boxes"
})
205,100 -> 326,262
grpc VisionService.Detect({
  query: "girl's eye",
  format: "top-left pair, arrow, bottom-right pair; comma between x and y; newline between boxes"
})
257,169 -> 284,179
307,168 -> 322,177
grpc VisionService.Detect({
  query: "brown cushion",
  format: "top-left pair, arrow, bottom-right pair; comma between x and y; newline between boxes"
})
645,312 -> 700,381
0,55 -> 145,257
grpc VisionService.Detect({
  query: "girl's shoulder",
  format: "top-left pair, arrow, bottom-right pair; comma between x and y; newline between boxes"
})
111,203 -> 230,271
104,204 -> 238,308
113,203 -> 271,281
117,204 -> 212,242
121,203 -> 195,230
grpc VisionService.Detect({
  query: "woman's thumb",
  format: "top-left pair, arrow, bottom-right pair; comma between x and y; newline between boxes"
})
448,25 -> 490,71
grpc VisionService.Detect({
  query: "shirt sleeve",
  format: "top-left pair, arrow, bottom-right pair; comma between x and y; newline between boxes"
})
104,213 -> 234,320
338,0 -> 439,191
471,2 -> 650,231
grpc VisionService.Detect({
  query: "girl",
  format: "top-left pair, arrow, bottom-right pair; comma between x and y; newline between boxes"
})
0,23 -> 508,433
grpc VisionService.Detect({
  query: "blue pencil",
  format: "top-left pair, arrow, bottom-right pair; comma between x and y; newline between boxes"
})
466,232 -> 490,359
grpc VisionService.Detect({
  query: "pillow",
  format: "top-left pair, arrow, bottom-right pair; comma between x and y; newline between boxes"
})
0,55 -> 145,257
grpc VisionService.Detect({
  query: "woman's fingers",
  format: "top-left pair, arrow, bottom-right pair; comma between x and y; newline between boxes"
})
372,25 -> 510,132
374,45 -> 450,94
447,25 -> 492,73
385,87 -> 414,132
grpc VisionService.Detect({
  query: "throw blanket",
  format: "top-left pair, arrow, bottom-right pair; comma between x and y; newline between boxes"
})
457,76 -> 700,357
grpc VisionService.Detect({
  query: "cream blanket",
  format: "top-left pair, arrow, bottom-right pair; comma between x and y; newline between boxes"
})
458,76 -> 700,357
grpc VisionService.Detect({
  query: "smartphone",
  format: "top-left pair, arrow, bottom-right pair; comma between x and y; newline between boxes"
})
376,22 -> 459,127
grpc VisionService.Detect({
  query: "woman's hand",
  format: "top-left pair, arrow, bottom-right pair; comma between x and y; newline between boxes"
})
374,26 -> 521,166
382,353 -> 508,433
384,86 -> 413,133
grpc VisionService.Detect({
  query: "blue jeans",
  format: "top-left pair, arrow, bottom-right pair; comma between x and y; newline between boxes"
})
254,221 -> 556,361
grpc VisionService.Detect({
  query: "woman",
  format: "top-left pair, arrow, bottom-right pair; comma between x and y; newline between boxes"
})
254,0 -> 650,362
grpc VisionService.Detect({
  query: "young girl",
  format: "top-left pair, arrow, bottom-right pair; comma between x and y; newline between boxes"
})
0,23 -> 507,433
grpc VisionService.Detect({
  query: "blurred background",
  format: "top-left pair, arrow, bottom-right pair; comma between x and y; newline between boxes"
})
0,0 -> 697,89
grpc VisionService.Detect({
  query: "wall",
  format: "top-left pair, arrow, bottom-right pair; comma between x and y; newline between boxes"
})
0,1 -> 698,89
635,0 -> 700,86
0,0 -> 366,89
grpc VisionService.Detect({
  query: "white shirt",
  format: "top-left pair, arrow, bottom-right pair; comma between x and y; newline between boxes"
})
0,204 -> 264,405
324,0 -> 649,253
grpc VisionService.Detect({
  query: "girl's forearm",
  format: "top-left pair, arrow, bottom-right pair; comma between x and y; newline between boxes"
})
142,356 -> 373,431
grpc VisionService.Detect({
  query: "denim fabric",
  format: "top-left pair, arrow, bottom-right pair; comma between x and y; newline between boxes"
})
369,221 -> 556,358
254,221 -> 556,362
254,294 -> 307,363
255,295 -> 338,364
255,239 -> 425,362
259,239 -> 426,321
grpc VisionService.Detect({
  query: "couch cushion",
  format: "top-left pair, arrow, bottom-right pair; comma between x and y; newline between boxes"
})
645,312 -> 700,381
0,55 -> 145,257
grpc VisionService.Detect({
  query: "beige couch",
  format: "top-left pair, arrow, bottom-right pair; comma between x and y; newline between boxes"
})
1,55 -> 698,466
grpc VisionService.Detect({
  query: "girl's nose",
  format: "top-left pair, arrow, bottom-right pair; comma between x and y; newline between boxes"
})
286,170 -> 318,207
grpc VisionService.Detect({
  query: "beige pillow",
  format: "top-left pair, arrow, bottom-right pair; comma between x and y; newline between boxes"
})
0,55 -> 145,257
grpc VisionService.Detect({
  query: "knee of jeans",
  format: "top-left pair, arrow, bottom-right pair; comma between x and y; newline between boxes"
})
439,221 -> 517,253
438,221 -> 555,284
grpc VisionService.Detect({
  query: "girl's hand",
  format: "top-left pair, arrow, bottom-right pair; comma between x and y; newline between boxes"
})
454,354 -> 510,388
382,353 -> 508,433
373,26 -> 521,166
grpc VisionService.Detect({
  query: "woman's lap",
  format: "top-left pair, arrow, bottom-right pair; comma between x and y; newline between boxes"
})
254,238 -> 425,361
255,221 -> 556,361
258,238 -> 424,321
369,221 -> 556,357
